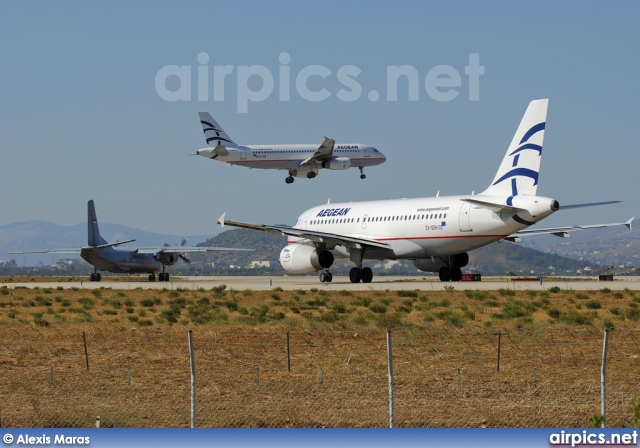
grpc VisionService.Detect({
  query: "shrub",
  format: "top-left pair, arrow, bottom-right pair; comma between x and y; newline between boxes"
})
331,302 -> 347,314
548,286 -> 561,293
397,290 -> 418,298
585,300 -> 602,310
211,284 -> 227,295
498,288 -> 516,297
370,303 -> 387,314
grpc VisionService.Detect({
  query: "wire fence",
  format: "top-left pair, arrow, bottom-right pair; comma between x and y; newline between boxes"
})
1,326 -> 640,427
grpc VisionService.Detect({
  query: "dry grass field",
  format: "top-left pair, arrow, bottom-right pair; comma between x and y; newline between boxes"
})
2,277 -> 640,428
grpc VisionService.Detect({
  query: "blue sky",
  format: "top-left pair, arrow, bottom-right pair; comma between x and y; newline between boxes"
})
1,1 -> 638,237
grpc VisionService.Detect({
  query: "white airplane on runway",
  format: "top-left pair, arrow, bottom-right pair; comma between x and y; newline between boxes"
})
11,200 -> 252,282
218,99 -> 634,283
195,112 -> 386,184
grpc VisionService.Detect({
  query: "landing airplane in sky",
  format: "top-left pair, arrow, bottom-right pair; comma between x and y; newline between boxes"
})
195,112 -> 386,184
11,200 -> 252,282
218,99 -> 634,283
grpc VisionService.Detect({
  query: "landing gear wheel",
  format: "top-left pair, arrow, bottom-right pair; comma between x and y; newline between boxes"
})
158,273 -> 165,281
439,266 -> 451,282
285,176 -> 294,184
90,273 -> 95,282
359,167 -> 366,179
349,267 -> 362,283
361,267 -> 373,283
95,273 -> 101,282
307,171 -> 316,179
319,271 -> 332,283
149,274 -> 155,282
450,266 -> 462,282
165,273 -> 170,282
360,174 -> 366,179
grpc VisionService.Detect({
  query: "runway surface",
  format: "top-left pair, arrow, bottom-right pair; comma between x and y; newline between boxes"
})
3,275 -> 640,291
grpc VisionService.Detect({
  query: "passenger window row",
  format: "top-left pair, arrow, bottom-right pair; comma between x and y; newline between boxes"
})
309,213 -> 447,226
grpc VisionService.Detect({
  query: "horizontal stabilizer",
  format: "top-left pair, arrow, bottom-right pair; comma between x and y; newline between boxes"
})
558,200 -> 622,210
508,217 -> 634,239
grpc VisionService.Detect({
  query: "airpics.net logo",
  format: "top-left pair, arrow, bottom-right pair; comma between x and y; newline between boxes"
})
155,52 -> 484,113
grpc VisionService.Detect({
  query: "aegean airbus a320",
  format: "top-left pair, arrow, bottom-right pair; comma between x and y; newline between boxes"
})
195,112 -> 386,184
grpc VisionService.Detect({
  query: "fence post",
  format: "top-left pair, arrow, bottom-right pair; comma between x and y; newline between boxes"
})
457,368 -> 461,390
496,331 -> 501,372
82,331 -> 89,371
188,329 -> 196,428
287,331 -> 291,372
601,329 -> 610,428
386,329 -> 394,428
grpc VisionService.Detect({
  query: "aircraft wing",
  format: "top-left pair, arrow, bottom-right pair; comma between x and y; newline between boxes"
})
503,217 -> 634,242
8,248 -> 83,254
135,246 -> 254,254
8,238 -> 137,255
217,213 -> 391,250
300,137 -> 335,166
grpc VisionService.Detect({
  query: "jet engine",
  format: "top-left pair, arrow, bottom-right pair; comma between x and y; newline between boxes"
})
413,253 -> 469,273
154,252 -> 180,266
279,244 -> 334,274
322,157 -> 351,170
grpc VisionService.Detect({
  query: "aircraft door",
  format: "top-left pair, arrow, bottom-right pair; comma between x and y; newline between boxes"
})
458,202 -> 472,232
362,214 -> 368,229
364,146 -> 370,157
240,150 -> 247,160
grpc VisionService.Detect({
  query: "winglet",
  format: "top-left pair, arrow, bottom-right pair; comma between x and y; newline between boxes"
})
217,213 -> 226,227
625,217 -> 634,231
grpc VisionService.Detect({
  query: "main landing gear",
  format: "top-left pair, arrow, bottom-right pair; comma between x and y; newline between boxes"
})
149,267 -> 171,282
319,270 -> 333,283
359,167 -> 366,180
438,266 -> 462,282
285,175 -> 294,184
437,254 -> 468,282
89,270 -> 102,282
348,247 -> 373,283
149,273 -> 170,281
349,266 -> 373,283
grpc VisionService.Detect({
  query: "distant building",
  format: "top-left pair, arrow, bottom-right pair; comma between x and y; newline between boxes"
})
0,259 -> 17,268
250,260 -> 270,268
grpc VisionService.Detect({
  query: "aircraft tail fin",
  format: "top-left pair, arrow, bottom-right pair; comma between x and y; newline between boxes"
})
87,200 -> 108,247
198,112 -> 237,148
481,99 -> 549,197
